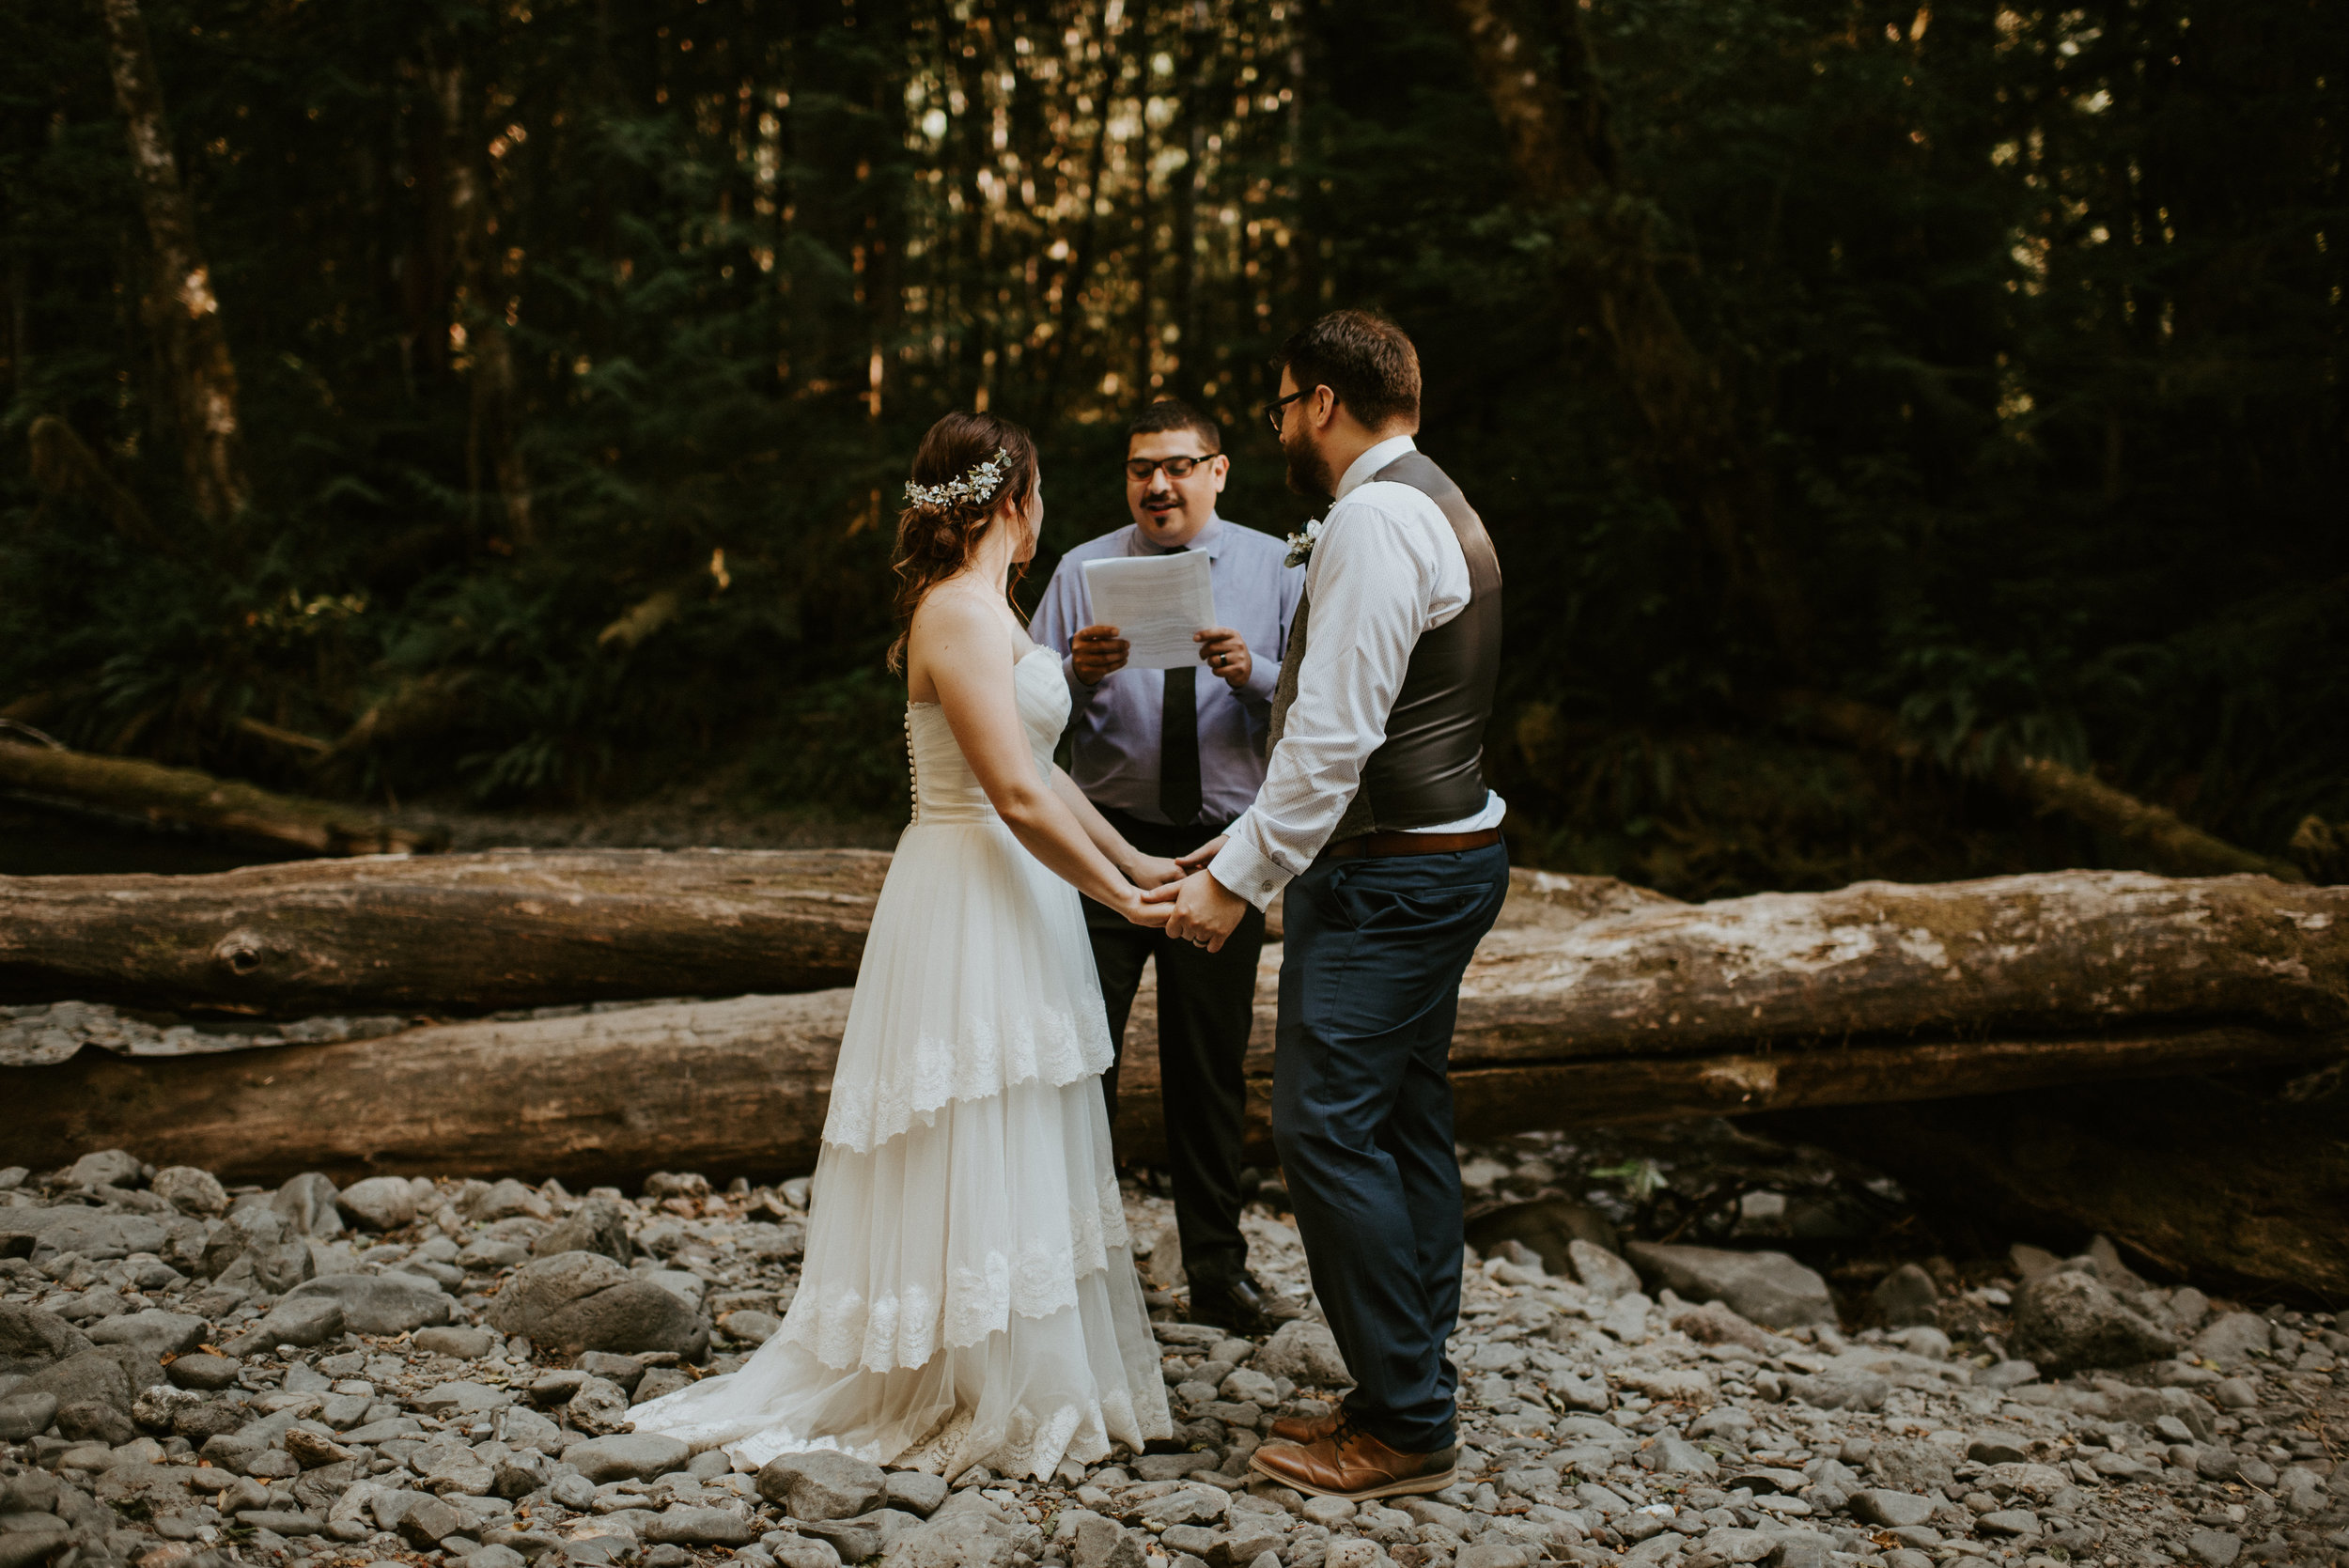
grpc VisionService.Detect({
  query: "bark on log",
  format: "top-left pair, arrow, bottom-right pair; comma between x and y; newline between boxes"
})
1761,1068 -> 2349,1296
0,848 -> 891,1014
0,741 -> 444,868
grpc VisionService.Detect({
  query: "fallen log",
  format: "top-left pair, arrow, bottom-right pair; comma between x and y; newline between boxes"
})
0,848 -> 893,1014
1761,1067 -> 2349,1296
11,869 -> 2343,1175
0,738 -> 443,861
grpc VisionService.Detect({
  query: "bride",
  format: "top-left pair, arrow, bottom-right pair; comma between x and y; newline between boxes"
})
630,411 -> 1176,1481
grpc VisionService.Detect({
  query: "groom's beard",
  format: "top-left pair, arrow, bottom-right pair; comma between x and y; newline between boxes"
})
1283,429 -> 1334,500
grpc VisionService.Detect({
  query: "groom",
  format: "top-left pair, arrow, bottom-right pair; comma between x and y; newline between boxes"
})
1152,310 -> 1509,1502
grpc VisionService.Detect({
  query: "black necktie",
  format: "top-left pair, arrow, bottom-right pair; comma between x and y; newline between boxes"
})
1161,665 -> 1201,826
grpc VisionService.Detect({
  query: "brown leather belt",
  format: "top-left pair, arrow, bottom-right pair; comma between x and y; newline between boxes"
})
1318,827 -> 1503,862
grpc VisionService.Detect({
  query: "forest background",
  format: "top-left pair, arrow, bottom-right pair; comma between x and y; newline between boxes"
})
1,0 -> 2342,900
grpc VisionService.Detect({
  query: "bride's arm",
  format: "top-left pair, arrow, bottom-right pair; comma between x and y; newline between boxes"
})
1050,768 -> 1183,889
913,595 -> 1170,924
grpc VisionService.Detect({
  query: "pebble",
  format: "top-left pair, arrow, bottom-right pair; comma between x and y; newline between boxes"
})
0,1137 -> 2338,1568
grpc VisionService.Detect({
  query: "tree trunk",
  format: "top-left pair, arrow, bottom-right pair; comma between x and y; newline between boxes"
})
1437,0 -> 1812,669
431,50 -> 532,548
0,740 -> 443,867
96,0 -> 252,539
0,847 -> 889,1015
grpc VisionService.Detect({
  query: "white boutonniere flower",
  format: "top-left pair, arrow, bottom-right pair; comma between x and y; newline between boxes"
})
1283,518 -> 1324,569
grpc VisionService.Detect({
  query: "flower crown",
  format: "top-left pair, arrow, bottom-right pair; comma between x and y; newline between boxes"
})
904,447 -> 1013,511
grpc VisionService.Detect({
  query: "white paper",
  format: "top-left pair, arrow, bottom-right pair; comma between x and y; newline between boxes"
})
1081,551 -> 1219,670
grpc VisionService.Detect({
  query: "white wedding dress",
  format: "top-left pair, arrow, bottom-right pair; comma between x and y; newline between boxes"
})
630,648 -> 1172,1481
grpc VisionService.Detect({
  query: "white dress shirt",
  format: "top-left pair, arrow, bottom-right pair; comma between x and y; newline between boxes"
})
1207,435 -> 1506,910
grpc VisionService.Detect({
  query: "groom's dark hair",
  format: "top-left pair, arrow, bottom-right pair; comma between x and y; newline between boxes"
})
1128,397 -> 1221,455
1277,310 -> 1421,432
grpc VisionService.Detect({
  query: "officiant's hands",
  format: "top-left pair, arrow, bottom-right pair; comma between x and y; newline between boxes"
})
1071,624 -> 1129,685
1195,628 -> 1252,690
1146,868 -> 1250,952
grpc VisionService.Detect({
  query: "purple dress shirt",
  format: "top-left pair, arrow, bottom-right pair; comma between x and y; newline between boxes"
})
1032,514 -> 1306,829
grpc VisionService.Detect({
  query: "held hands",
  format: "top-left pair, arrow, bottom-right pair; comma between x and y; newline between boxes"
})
1195,628 -> 1252,690
1071,624 -> 1129,685
1142,868 -> 1250,952
1122,853 -> 1186,890
1113,887 -> 1174,928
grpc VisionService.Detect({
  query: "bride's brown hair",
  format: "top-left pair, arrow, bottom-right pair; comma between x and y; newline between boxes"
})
887,411 -> 1041,674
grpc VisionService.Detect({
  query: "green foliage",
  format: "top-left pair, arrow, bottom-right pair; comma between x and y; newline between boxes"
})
0,0 -> 2341,891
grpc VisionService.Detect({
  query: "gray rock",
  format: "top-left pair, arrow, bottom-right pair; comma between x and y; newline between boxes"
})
466,1179 -> 552,1222
273,1173 -> 345,1238
397,1495 -> 469,1547
1849,1489 -> 1937,1529
2186,1527 -> 2242,1566
646,1507 -> 755,1546
1967,1436 -> 2030,1466
486,1251 -> 706,1358
466,1547 -> 529,1568
2211,1375 -> 2259,1409
1872,1264 -> 1939,1328
238,1509 -> 325,1537
64,1150 -> 144,1189
56,1396 -> 136,1443
1464,1198 -> 1619,1273
0,1390 -> 58,1439
151,1166 -> 229,1218
0,1303 -> 95,1374
1978,1358 -> 2041,1391
335,1176 -> 417,1233
1694,1529 -> 1772,1563
531,1199 -> 634,1265
2190,1313 -> 2272,1365
228,1296 -> 346,1354
883,1471 -> 948,1517
87,1309 -> 207,1359
566,1376 -> 634,1435
1568,1238 -> 1642,1301
879,1504 -> 1029,1568
634,1368 -> 692,1405
1253,1319 -> 1352,1388
757,1451 -> 887,1521
18,1348 -> 134,1416
2011,1271 -> 2177,1373
561,1434 -> 692,1483
1784,1372 -> 1888,1411
1650,1432 -> 1717,1475
166,1352 -> 240,1391
199,1206 -> 315,1293
577,1350 -> 649,1391
1622,1243 -> 1837,1328
1766,1532 -> 1834,1568
1457,1545 -> 1533,1568
284,1271 -> 452,1335
720,1311 -> 783,1346
413,1327 -> 498,1359
770,1537 -> 843,1568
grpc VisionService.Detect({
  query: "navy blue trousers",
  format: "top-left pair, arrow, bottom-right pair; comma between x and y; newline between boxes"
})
1271,840 -> 1510,1453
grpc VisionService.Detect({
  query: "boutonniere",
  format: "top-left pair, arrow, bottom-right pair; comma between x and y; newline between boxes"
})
1283,518 -> 1324,568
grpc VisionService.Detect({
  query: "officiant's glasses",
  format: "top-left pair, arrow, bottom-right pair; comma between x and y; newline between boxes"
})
1125,454 -> 1220,480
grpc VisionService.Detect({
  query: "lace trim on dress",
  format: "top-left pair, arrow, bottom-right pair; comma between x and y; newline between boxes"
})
779,1190 -> 1132,1374
821,1009 -> 1112,1154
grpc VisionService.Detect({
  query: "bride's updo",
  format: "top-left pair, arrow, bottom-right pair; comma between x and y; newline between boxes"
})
887,411 -> 1039,673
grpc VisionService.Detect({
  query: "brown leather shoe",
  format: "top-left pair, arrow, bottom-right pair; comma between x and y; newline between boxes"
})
1266,1402 -> 1342,1444
1247,1421 -> 1455,1501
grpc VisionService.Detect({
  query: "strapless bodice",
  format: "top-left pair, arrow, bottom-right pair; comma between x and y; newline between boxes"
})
905,648 -> 1067,825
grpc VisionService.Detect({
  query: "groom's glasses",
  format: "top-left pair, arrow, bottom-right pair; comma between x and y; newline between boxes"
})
1125,455 -> 1219,480
1262,388 -> 1312,434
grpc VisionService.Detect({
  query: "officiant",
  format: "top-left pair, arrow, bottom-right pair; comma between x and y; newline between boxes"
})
1032,397 -> 1305,1334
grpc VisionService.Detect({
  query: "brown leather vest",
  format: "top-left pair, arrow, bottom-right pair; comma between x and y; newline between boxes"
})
1267,450 -> 1503,841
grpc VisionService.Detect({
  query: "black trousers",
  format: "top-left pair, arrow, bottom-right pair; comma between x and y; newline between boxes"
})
1082,806 -> 1267,1290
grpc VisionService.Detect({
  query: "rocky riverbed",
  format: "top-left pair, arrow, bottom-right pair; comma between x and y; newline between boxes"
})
2,1132 -> 2343,1568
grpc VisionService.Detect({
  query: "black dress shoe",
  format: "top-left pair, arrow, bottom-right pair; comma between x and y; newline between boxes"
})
1189,1273 -> 1304,1337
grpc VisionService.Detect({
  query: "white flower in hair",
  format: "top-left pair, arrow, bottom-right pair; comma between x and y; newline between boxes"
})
905,448 -> 1013,510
